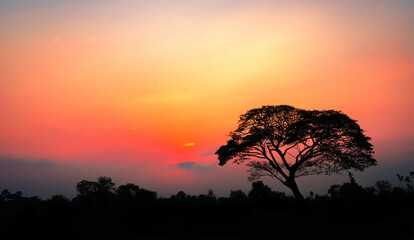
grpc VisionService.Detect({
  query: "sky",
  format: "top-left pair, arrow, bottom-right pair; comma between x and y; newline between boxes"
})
1,0 -> 413,199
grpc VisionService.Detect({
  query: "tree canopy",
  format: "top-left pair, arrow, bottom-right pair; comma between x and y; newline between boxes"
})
216,105 -> 376,201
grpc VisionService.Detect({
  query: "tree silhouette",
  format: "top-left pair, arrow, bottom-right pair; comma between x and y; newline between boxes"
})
229,190 -> 248,202
207,189 -> 215,198
248,181 -> 274,202
76,176 -> 116,205
116,183 -> 157,205
46,195 -> 70,212
397,171 -> 414,194
134,188 -> 157,203
1,189 -> 22,201
375,180 -> 392,196
1,189 -> 11,200
328,173 -> 367,199
117,183 -> 140,199
216,105 -> 376,201
177,191 -> 187,200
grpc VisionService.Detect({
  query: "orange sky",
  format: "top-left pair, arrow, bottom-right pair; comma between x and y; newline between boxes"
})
1,1 -> 413,198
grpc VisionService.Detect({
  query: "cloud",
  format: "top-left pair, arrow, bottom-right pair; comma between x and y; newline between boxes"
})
198,151 -> 215,158
177,161 -> 210,171
197,145 -> 222,158
0,156 -> 54,168
177,162 -> 196,169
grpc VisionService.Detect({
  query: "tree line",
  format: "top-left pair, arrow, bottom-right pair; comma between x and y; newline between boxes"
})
1,172 -> 413,239
1,171 -> 413,208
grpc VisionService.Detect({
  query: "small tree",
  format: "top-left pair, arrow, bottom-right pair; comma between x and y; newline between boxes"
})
216,105 -> 376,201
397,171 -> 414,194
248,181 -> 273,201
374,180 -> 392,196
76,176 -> 116,205
229,190 -> 248,202
327,172 -> 368,202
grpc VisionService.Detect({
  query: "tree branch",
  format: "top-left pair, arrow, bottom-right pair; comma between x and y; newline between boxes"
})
260,145 -> 289,180
269,139 -> 291,171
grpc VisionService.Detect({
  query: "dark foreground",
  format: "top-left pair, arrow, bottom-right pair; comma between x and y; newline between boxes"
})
1,199 -> 413,239
1,175 -> 413,239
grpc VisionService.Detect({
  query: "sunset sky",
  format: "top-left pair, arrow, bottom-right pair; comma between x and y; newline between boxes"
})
1,0 -> 413,198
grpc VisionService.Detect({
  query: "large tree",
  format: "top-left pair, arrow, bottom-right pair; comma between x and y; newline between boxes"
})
216,105 -> 376,201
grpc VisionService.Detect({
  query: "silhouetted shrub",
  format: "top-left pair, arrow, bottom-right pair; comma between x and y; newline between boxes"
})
397,171 -> 414,193
229,190 -> 248,203
328,172 -> 372,205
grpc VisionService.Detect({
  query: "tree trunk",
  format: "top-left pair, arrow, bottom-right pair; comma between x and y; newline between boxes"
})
287,179 -> 305,202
